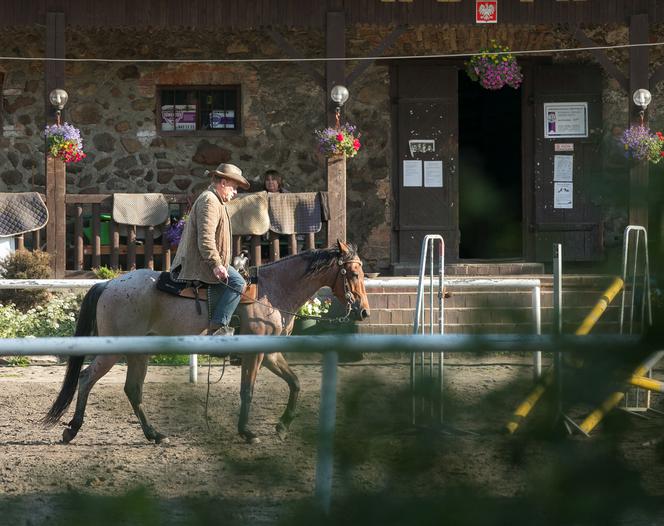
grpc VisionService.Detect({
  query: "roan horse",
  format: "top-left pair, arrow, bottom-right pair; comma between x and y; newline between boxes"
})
43,241 -> 370,444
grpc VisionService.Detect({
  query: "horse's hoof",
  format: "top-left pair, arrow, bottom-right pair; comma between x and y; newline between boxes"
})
276,422 -> 289,441
62,428 -> 75,444
240,431 -> 261,444
154,434 -> 169,445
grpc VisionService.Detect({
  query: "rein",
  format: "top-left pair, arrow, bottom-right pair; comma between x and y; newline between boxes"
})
221,257 -> 362,325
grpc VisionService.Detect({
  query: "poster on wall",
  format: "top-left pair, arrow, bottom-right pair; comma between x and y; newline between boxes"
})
403,160 -> 422,187
476,1 -> 497,24
544,102 -> 588,138
424,161 -> 443,187
554,182 -> 573,209
553,155 -> 573,182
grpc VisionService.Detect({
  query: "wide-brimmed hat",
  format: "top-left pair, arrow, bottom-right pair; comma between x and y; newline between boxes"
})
206,163 -> 250,190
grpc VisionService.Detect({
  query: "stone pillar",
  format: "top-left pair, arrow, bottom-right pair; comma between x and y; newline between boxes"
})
46,157 -> 66,277
327,154 -> 346,244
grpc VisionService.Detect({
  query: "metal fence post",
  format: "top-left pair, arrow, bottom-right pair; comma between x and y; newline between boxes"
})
315,349 -> 338,514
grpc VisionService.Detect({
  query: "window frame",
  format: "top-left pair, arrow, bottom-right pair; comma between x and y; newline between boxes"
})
156,84 -> 242,137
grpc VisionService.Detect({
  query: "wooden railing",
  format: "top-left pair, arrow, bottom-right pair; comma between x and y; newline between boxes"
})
64,193 -> 326,275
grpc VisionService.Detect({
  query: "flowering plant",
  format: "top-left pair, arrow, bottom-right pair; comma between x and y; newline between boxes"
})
465,41 -> 523,90
315,123 -> 361,158
620,125 -> 664,164
297,297 -> 332,317
164,215 -> 188,246
44,122 -> 86,164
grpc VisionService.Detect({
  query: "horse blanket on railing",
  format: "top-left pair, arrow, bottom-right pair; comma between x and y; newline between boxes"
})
112,193 -> 170,226
268,192 -> 322,235
0,192 -> 48,237
225,191 -> 270,236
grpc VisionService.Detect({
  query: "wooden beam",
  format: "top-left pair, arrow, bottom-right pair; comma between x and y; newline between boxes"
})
266,29 -> 325,90
345,25 -> 407,88
326,10 -> 346,127
629,14 -> 649,228
572,27 -> 628,93
45,12 -> 65,121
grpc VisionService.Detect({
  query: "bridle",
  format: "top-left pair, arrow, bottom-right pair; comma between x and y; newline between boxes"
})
333,257 -> 364,320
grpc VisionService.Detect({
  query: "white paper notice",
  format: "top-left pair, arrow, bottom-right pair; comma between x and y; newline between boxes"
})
554,182 -> 573,209
423,161 -> 443,187
403,160 -> 423,187
553,155 -> 573,182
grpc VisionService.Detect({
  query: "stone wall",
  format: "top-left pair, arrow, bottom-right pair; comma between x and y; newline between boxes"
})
1,23 -> 662,271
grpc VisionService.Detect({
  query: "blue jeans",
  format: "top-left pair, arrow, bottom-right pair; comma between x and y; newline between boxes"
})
209,266 -> 246,326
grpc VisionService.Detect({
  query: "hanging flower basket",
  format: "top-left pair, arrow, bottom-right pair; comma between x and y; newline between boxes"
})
465,41 -> 523,90
620,125 -> 664,164
315,123 -> 361,159
44,122 -> 86,164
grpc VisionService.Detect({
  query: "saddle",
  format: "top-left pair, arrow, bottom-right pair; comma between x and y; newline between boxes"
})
156,271 -> 258,305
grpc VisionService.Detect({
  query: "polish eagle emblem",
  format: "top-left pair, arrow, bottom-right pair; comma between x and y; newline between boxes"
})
477,2 -> 496,21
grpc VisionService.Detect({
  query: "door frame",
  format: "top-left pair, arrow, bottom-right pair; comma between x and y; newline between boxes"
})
391,59 -> 538,266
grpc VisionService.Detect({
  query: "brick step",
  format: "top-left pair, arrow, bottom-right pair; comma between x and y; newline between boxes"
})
370,305 -> 622,326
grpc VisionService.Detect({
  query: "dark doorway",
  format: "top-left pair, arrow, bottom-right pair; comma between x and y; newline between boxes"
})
458,71 -> 522,259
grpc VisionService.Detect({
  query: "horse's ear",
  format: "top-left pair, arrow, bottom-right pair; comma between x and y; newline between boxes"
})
337,239 -> 349,255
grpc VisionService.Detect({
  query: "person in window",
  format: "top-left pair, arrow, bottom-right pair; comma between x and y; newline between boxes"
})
170,163 -> 250,336
263,170 -> 290,193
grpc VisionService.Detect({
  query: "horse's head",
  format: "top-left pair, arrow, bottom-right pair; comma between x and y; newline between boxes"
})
331,240 -> 371,322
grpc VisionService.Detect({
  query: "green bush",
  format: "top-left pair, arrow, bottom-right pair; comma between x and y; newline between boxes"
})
92,265 -> 121,280
0,250 -> 52,311
0,293 -> 82,338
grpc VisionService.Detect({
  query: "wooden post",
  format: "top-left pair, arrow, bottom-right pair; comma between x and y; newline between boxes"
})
629,14 -> 649,228
326,154 -> 347,244
45,156 -> 66,277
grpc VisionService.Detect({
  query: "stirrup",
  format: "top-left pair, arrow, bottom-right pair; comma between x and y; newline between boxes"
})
208,325 -> 235,337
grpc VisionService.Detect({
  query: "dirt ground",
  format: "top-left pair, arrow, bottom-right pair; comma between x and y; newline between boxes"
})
1,353 -> 664,525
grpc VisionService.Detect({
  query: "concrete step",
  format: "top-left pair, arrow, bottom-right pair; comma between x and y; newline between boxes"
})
391,262 -> 546,276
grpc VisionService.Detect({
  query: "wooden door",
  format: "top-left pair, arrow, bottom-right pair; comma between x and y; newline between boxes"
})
531,64 -> 603,261
394,64 -> 459,264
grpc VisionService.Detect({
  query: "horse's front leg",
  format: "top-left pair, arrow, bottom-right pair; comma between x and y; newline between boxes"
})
262,352 -> 300,440
125,355 -> 168,444
238,353 -> 265,444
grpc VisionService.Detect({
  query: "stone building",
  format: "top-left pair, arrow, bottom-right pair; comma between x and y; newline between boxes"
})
1,1 -> 663,274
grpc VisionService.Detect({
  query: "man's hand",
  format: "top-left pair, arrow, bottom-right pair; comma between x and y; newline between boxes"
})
213,265 -> 228,281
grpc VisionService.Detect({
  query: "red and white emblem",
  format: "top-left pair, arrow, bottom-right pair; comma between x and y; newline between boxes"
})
476,1 -> 498,24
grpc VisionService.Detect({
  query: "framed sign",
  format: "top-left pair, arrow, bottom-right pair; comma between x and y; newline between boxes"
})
476,1 -> 497,24
544,102 -> 588,138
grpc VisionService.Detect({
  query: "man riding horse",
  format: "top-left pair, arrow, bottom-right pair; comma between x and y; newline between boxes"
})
170,162 -> 250,337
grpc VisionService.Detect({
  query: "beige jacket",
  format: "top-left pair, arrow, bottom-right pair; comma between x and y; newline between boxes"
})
171,185 -> 232,284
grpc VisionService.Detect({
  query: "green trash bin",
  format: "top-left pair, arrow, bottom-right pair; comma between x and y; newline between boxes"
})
83,213 -> 111,245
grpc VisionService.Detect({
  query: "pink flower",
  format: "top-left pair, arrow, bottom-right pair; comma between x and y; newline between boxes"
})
336,133 -> 344,142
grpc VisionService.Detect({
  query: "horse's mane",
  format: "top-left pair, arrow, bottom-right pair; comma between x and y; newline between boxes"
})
256,242 -> 359,276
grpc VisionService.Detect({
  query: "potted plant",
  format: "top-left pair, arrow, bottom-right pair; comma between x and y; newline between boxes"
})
294,297 -> 332,334
43,122 -> 86,164
620,125 -> 664,164
163,215 -> 188,251
314,123 -> 361,159
465,41 -> 523,90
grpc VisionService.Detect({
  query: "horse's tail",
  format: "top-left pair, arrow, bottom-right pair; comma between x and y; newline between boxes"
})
42,281 -> 109,427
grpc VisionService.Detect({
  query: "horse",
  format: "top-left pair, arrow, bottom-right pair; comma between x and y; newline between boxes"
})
43,241 -> 370,444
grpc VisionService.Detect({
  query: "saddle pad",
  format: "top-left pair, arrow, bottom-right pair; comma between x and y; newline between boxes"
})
0,192 -> 48,237
268,192 -> 322,235
112,193 -> 170,226
225,191 -> 270,236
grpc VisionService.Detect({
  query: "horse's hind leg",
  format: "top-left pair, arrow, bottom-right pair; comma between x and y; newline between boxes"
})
262,352 -> 300,439
63,354 -> 120,443
238,353 -> 265,444
125,355 -> 168,444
